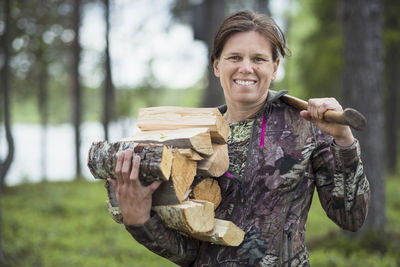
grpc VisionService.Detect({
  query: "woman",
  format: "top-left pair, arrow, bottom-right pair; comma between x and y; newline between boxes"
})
108,10 -> 370,266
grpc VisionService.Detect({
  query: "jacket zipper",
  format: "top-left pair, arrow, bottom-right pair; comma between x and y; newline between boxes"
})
287,231 -> 292,265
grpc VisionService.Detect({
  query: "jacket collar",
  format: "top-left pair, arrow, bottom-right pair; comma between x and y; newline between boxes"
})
217,89 -> 289,115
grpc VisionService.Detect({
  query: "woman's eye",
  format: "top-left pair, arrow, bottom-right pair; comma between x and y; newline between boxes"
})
228,56 -> 240,61
254,57 -> 266,63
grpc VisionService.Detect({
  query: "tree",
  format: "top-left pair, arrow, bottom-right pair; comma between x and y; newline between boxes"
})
383,0 -> 400,174
342,0 -> 385,231
0,0 -> 15,261
255,0 -> 270,15
102,0 -> 115,141
72,0 -> 83,179
282,0 -> 343,99
198,0 -> 226,107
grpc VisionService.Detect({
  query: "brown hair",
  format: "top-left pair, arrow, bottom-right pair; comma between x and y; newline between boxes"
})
211,10 -> 289,63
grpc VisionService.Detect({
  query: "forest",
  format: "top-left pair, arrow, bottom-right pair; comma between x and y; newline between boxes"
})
0,0 -> 399,266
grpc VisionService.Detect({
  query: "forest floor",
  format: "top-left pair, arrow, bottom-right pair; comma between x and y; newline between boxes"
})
2,177 -> 400,267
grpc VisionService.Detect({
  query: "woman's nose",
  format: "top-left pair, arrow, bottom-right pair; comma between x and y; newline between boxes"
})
238,59 -> 254,74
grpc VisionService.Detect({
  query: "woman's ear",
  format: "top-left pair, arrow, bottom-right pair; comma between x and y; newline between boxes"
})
273,58 -> 280,76
213,59 -> 220,77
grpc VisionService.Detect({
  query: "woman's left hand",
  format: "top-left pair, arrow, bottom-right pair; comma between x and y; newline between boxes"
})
299,97 -> 355,146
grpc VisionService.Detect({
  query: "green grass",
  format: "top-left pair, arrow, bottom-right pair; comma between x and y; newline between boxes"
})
2,178 -> 400,266
2,180 -> 177,267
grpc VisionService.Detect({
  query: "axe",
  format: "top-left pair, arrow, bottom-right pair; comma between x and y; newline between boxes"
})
281,94 -> 367,131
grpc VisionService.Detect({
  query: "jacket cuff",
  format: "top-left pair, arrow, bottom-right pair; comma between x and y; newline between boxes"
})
330,139 -> 360,166
124,212 -> 162,242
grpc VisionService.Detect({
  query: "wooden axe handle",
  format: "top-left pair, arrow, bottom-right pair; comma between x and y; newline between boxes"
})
281,94 -> 367,131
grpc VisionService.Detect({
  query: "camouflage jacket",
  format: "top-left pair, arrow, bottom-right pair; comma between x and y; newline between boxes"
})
125,90 -> 370,267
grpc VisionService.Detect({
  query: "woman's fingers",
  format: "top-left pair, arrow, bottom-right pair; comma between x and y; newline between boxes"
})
115,151 -> 125,185
307,98 -> 342,121
121,149 -> 134,184
130,155 -> 141,183
148,180 -> 162,193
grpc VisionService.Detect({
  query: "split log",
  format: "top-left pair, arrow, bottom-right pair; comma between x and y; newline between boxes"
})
136,106 -> 229,143
190,219 -> 245,246
176,148 -> 204,161
87,141 -> 173,184
192,178 -> 222,210
123,127 -> 214,156
152,150 -> 197,205
153,200 -> 215,234
197,143 -> 229,177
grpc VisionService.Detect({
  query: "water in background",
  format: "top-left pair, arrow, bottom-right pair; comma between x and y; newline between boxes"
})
0,118 -> 138,186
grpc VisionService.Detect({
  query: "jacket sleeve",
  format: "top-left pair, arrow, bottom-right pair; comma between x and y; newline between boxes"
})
312,136 -> 370,232
124,212 -> 200,266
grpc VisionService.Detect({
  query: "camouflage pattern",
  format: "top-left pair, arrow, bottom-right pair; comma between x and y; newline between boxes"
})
125,90 -> 370,267
227,118 -> 255,182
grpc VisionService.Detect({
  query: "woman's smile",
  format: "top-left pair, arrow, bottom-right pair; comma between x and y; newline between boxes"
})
213,31 -> 279,106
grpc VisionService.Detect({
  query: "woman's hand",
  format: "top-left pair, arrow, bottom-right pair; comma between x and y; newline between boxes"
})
299,98 -> 355,146
108,149 -> 161,226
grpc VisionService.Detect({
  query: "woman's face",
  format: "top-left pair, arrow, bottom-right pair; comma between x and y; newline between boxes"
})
213,31 -> 279,105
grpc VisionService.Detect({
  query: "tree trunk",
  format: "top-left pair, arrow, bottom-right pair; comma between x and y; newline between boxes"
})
385,44 -> 399,174
383,0 -> 400,174
342,0 -> 385,231
72,0 -> 82,179
103,0 -> 114,141
38,62 -> 49,181
255,0 -> 270,16
201,0 -> 226,107
0,0 -> 14,262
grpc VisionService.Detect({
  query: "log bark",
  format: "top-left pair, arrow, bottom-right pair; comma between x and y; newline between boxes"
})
153,200 -> 215,234
124,127 -> 214,156
190,219 -> 245,246
197,143 -> 229,177
106,200 -> 123,224
87,141 -> 173,184
192,178 -> 221,210
152,150 -> 197,205
136,106 -> 229,143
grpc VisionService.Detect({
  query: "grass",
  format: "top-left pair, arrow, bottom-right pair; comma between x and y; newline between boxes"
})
2,180 -> 177,267
2,177 -> 400,266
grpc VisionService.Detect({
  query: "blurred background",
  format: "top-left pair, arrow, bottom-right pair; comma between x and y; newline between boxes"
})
0,0 -> 399,266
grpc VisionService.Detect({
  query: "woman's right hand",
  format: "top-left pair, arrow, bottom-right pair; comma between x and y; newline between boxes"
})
108,149 -> 161,226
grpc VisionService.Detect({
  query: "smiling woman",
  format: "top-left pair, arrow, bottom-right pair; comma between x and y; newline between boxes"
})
110,10 -> 370,267
213,31 -> 280,121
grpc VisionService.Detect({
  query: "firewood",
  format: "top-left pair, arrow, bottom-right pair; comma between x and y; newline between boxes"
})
176,148 -> 204,161
153,200 -> 215,234
106,200 -> 123,224
87,141 -> 173,184
136,106 -> 229,143
104,180 -> 123,223
152,150 -> 197,205
190,219 -> 245,246
192,178 -> 222,210
197,143 -> 229,177
123,127 -> 214,156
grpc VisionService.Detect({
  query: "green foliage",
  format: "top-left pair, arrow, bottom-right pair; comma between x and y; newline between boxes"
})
2,180 -> 177,267
2,177 -> 400,266
279,0 -> 343,100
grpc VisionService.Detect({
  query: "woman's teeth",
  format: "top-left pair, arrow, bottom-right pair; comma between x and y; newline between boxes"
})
235,80 -> 256,86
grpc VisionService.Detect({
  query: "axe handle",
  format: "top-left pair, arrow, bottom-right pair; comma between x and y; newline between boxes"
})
280,94 -> 367,131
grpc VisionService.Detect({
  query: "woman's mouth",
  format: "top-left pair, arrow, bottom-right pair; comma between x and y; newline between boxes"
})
234,79 -> 256,86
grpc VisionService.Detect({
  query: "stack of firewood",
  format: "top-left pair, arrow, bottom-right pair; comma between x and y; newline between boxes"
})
87,106 -> 244,246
